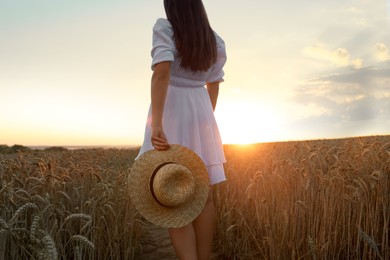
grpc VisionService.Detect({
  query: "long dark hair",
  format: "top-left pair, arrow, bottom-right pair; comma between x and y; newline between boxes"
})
164,0 -> 217,71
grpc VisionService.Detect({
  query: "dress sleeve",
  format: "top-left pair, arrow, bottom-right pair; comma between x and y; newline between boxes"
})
151,19 -> 175,70
207,34 -> 227,83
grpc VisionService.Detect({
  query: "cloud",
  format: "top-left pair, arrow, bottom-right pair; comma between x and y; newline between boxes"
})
289,61 -> 390,138
346,6 -> 361,13
303,43 -> 363,69
344,6 -> 369,27
375,43 -> 390,61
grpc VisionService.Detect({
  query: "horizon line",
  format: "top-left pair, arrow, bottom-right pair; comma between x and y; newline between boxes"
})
3,134 -> 389,150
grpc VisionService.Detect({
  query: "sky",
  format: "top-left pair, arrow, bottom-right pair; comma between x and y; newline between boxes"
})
1,0 -> 389,146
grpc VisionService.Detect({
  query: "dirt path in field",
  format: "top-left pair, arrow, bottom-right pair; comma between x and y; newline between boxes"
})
134,222 -> 220,260
134,222 -> 177,260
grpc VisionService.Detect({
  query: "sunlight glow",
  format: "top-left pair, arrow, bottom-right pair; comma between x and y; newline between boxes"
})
215,101 -> 284,144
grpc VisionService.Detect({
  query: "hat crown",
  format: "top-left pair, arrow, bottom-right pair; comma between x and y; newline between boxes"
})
152,163 -> 195,208
129,144 -> 210,228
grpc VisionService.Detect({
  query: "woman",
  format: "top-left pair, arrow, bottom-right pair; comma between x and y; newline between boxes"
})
136,0 -> 227,259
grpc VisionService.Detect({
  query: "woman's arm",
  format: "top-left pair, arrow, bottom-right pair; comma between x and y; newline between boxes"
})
151,61 -> 171,150
206,81 -> 220,111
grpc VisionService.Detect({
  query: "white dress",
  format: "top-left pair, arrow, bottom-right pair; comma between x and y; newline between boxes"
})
136,18 -> 227,185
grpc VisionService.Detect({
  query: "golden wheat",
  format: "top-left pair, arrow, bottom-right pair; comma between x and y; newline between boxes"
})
214,136 -> 390,259
1,137 -> 389,259
42,233 -> 58,260
1,148 -> 141,259
71,234 -> 95,250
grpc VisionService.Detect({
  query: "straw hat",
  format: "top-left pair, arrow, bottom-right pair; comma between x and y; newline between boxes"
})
129,144 -> 210,228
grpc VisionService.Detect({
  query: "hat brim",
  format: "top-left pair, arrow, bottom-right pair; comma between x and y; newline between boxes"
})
129,144 -> 210,228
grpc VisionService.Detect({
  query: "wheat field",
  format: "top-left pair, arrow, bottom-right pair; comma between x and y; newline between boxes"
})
214,136 -> 389,259
0,148 -> 141,259
1,136 -> 389,259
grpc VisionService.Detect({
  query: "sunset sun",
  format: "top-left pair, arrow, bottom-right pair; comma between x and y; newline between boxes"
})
215,101 -> 284,145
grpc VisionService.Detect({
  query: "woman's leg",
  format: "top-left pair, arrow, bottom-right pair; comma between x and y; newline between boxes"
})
168,224 -> 198,260
193,190 -> 215,260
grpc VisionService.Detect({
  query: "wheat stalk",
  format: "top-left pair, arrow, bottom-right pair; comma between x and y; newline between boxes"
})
71,235 -> 95,250
308,235 -> 317,260
30,214 -> 41,240
64,213 -> 91,224
42,233 -> 58,260
9,202 -> 38,223
74,245 -> 82,260
358,228 -> 381,257
0,218 -> 9,232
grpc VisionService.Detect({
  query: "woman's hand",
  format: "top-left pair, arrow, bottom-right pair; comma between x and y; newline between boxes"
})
151,126 -> 170,151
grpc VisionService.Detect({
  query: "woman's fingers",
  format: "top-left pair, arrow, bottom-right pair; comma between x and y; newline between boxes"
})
154,144 -> 170,151
151,128 -> 170,150
153,141 -> 170,150
151,135 -> 167,143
